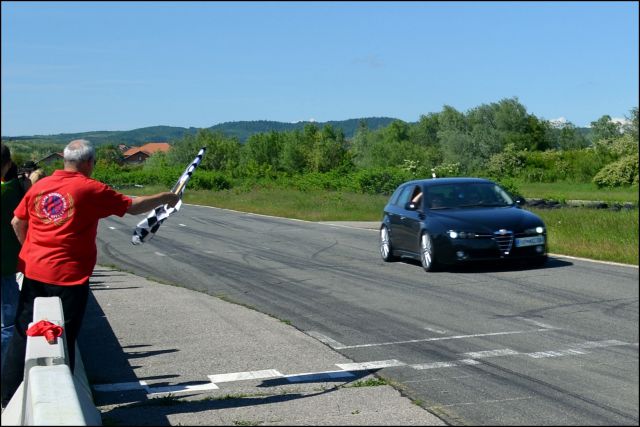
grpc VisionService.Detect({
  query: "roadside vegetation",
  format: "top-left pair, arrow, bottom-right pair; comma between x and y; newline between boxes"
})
6,98 -> 638,265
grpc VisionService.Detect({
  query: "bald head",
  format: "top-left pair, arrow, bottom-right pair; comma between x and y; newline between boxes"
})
63,139 -> 96,176
64,139 -> 95,165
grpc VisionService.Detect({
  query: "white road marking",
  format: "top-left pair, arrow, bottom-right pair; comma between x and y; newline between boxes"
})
306,330 -> 346,349
208,369 -> 283,383
334,329 -> 549,350
336,359 -> 406,371
93,341 -> 635,394
424,327 -> 448,334
569,339 -> 628,349
154,252 -> 166,257
413,361 -> 462,369
108,226 -> 116,230
410,340 -> 631,370
549,253 -> 638,269
148,382 -> 219,395
179,223 -> 186,227
527,349 -> 587,358
463,349 -> 520,359
515,316 -> 559,330
458,359 -> 482,365
413,359 -> 482,370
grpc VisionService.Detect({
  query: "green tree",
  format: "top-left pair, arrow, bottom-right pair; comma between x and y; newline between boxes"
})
623,107 -> 638,138
438,105 -> 468,132
590,115 -> 622,142
243,131 -> 283,170
409,113 -> 440,149
280,130 -> 309,174
168,129 -> 240,173
96,144 -> 124,165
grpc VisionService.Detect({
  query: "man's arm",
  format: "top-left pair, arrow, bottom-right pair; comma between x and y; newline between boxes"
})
127,192 -> 180,215
11,216 -> 28,245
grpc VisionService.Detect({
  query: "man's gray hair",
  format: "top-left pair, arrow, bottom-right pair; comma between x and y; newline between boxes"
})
64,139 -> 95,163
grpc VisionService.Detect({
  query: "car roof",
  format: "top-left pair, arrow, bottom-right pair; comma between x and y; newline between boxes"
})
403,177 -> 495,187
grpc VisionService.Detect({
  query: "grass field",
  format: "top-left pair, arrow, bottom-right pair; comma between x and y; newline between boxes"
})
516,181 -> 638,204
126,184 -> 639,266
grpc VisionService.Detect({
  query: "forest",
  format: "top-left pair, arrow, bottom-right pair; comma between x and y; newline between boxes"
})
5,97 -> 638,197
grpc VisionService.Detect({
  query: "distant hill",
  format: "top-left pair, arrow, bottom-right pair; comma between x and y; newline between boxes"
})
1,117 -> 399,146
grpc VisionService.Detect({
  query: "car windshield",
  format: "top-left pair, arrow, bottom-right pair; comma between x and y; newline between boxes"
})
425,183 -> 514,209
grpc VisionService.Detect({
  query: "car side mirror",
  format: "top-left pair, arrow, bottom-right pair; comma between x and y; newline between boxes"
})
514,197 -> 526,206
405,202 -> 418,211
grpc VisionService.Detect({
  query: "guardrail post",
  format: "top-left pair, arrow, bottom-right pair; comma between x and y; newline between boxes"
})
1,296 -> 101,426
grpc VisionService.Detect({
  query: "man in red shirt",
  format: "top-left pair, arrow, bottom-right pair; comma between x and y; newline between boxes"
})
1,139 -> 179,406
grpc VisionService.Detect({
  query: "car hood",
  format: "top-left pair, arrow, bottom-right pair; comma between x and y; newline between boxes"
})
430,206 -> 543,232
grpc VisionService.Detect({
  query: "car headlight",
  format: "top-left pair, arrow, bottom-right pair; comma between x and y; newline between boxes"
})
524,226 -> 545,235
447,230 -> 476,239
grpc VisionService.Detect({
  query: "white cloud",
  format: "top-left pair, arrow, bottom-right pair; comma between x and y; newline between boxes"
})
611,117 -> 631,126
549,117 -> 570,128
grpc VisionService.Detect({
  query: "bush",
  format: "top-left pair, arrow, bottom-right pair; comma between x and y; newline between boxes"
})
352,168 -> 412,195
432,162 -> 462,178
494,178 -> 523,199
592,154 -> 639,188
486,144 -> 524,178
289,171 -> 349,192
189,171 -> 232,191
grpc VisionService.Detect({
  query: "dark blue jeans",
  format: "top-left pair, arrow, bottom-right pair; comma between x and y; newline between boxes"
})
1,277 -> 89,405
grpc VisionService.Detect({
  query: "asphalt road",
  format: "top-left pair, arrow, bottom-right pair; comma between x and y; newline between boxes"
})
97,203 -> 639,426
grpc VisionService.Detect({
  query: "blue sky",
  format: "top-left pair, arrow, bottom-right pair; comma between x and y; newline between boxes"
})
2,1 -> 638,136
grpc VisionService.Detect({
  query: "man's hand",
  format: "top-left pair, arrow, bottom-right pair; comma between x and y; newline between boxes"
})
164,192 -> 180,208
11,216 -> 28,245
128,192 -> 180,215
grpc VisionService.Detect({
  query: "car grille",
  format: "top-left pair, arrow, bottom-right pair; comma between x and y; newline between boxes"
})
493,230 -> 514,255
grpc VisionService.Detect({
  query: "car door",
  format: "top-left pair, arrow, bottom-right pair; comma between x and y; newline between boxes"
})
398,184 -> 424,254
383,185 -> 408,250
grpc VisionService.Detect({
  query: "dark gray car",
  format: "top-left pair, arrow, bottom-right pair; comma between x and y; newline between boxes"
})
380,177 -> 548,272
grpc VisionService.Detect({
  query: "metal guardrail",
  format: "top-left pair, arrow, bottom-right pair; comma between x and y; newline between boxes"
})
1,297 -> 101,426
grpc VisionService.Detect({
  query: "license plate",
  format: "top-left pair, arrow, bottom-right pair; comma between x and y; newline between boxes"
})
515,236 -> 545,247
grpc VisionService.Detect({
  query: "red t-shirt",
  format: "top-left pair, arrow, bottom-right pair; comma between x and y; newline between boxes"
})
13,170 -> 133,286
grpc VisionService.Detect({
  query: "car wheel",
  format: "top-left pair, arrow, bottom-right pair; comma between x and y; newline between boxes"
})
379,225 -> 396,262
420,231 -> 437,272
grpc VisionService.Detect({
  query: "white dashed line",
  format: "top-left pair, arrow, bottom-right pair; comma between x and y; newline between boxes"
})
527,349 -> 587,358
208,369 -> 283,383
108,226 -> 116,230
93,340 -> 634,394
154,252 -> 166,257
423,327 -> 448,334
462,348 -> 520,359
148,382 -> 219,395
336,359 -> 406,371
333,329 -> 549,350
306,331 -> 346,349
515,317 -> 560,330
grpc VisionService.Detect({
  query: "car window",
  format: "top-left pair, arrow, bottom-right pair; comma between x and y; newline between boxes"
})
396,185 -> 416,207
389,186 -> 404,206
426,182 -> 514,209
491,184 -> 514,205
425,185 -> 453,209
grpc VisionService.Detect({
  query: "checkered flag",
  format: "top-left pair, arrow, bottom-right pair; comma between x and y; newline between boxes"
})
132,147 -> 206,245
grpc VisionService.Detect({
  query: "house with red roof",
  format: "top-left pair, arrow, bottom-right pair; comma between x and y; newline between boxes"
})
122,142 -> 171,164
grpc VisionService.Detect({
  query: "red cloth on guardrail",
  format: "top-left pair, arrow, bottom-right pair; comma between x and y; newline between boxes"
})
27,320 -> 63,344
